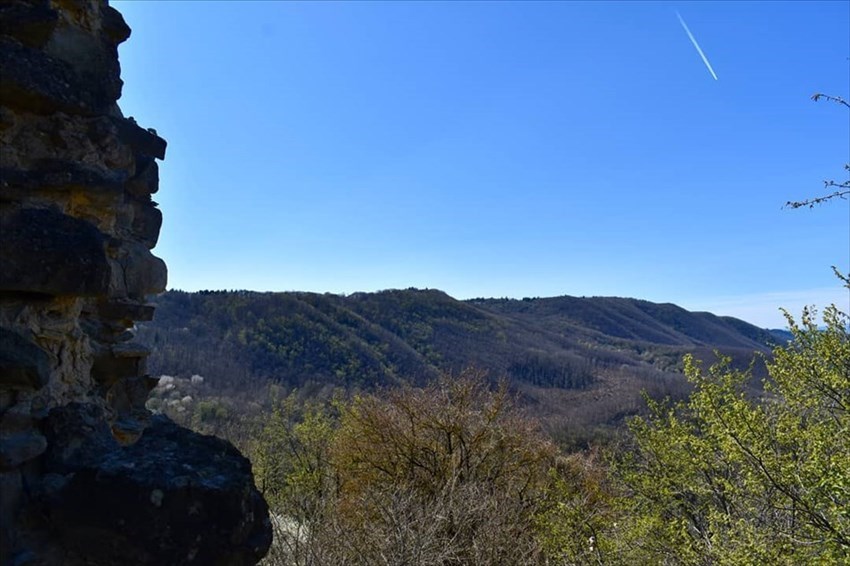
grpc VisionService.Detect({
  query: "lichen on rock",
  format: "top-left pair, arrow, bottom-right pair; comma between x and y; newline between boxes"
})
0,1 -> 271,563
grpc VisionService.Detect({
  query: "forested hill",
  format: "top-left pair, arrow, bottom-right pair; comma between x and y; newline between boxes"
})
138,288 -> 777,393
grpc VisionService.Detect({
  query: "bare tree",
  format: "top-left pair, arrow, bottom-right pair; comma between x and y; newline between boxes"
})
257,370 -> 558,565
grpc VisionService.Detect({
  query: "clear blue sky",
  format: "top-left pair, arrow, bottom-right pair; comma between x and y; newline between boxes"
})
113,1 -> 849,328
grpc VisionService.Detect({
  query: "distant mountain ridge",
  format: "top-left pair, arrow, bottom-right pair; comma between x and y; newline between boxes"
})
470,295 -> 775,349
137,288 -> 779,445
139,288 -> 775,386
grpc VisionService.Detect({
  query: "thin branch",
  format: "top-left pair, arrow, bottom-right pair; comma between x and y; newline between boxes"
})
785,95 -> 850,208
811,93 -> 850,109
785,188 -> 850,209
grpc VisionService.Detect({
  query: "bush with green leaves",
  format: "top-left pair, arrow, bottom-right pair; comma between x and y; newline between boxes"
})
252,300 -> 849,564
601,304 -> 850,564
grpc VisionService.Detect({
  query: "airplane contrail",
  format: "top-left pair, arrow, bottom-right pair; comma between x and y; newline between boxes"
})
676,11 -> 718,81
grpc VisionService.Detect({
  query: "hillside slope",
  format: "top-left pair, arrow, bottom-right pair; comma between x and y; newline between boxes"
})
137,289 -> 778,444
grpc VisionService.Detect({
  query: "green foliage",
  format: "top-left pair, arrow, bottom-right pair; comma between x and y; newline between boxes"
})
251,393 -> 338,523
606,305 -> 850,564
191,303 -> 849,565
138,288 -> 776,448
193,398 -> 230,425
536,449 -> 616,565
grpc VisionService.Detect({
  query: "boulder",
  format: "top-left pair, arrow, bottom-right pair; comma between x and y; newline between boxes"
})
111,117 -> 167,160
0,160 -> 127,197
0,431 -> 47,469
0,207 -> 111,296
129,198 -> 163,248
96,300 -> 156,323
125,156 -> 159,197
0,37 -> 105,115
0,1 -> 59,48
0,328 -> 50,389
41,404 -> 272,565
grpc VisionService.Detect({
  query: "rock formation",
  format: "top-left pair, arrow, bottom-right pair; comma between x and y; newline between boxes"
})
0,1 -> 271,563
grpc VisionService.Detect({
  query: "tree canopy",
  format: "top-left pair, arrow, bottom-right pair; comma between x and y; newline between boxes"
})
595,304 -> 850,564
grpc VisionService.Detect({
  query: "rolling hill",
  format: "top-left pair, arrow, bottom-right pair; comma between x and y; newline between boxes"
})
137,288 -> 781,446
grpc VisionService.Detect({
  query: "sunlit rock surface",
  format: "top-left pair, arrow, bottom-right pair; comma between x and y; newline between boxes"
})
0,1 -> 271,563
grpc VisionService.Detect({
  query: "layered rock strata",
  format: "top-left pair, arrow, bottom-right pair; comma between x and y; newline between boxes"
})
0,1 -> 270,563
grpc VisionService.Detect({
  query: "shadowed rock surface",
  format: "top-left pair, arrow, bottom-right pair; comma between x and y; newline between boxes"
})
0,1 -> 271,563
35,404 -> 271,566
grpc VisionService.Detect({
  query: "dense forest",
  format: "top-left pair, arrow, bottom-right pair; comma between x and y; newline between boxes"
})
132,286 -> 849,565
134,288 -> 850,564
142,303 -> 848,564
137,288 -> 779,446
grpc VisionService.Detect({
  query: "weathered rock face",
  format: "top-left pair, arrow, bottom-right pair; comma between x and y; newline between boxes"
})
0,1 -> 271,563
34,404 -> 271,565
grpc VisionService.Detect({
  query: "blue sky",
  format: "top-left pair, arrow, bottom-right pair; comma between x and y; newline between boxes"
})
113,1 -> 849,328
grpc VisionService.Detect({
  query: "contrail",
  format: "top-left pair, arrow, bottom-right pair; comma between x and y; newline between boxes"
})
676,11 -> 718,81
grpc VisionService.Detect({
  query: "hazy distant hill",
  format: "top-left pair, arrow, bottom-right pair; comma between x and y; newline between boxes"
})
137,289 -> 780,445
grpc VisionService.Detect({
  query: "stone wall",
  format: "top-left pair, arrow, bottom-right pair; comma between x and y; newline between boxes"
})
0,1 -> 270,563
